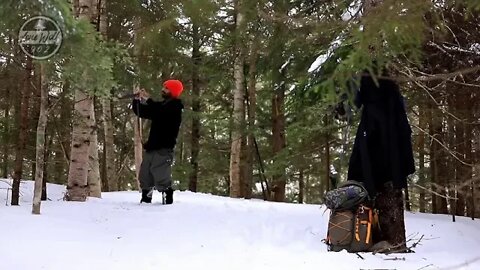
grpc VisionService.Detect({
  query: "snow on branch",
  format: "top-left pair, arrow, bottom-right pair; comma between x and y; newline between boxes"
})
341,0 -> 363,22
308,36 -> 344,73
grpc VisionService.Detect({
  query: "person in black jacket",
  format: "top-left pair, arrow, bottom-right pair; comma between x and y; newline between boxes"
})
132,80 -> 184,204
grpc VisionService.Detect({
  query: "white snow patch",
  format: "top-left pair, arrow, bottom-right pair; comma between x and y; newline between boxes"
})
308,36 -> 344,73
433,0 -> 447,9
443,43 -> 480,55
341,0 -> 362,21
280,55 -> 294,73
470,43 -> 480,54
1,179 -> 480,270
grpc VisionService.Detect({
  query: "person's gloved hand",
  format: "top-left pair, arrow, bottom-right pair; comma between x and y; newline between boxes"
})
134,88 -> 150,100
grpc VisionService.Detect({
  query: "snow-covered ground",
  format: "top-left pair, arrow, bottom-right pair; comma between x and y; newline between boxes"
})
1,179 -> 479,270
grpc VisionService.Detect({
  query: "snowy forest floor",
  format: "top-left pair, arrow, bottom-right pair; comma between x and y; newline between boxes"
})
1,180 -> 479,270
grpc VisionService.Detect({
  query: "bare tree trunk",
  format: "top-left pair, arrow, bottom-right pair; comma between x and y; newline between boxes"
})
2,53 -> 12,178
87,100 -> 102,198
418,106 -> 426,212
229,0 -> 246,198
98,0 -> 115,192
446,92 -> 456,218
404,188 -> 411,211
270,2 -> 288,202
298,170 -> 304,203
464,94 -> 480,219
189,22 -> 201,193
32,63 -> 48,214
53,88 -> 72,184
244,37 -> 259,199
324,121 -> 331,193
436,117 -> 449,214
133,17 -> 142,192
271,87 -> 286,202
429,101 -> 438,213
102,99 -> 115,191
42,133 -> 52,201
12,56 -> 33,205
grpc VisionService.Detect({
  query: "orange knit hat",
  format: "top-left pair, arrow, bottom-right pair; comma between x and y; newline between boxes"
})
163,80 -> 184,98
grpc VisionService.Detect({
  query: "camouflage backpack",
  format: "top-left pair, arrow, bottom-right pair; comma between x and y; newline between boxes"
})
324,180 -> 369,211
324,181 -> 377,252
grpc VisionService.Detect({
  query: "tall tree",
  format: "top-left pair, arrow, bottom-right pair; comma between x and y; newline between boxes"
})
189,21 -> 201,193
229,0 -> 247,198
87,99 -> 102,198
270,0 -> 288,202
100,0 -> 116,192
66,0 -> 98,201
11,56 -> 33,205
32,63 -> 48,214
244,36 -> 260,199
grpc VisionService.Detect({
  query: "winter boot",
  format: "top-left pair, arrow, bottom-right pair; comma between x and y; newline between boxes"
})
164,187 -> 174,205
140,188 -> 153,203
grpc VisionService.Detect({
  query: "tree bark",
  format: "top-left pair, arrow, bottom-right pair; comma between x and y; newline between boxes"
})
133,17 -> 142,192
404,188 -> 411,212
229,0 -> 246,198
53,88 -> 72,184
11,56 -> 33,205
99,0 -> 115,192
87,100 -> 102,198
42,133 -> 52,201
2,53 -> 12,178
418,107 -> 426,212
298,170 -> 304,204
324,121 -> 331,193
375,183 -> 407,249
189,22 -> 201,193
66,0 -> 98,201
32,63 -> 48,214
428,100 -> 438,213
270,1 -> 288,202
244,37 -> 259,199
66,88 -> 94,201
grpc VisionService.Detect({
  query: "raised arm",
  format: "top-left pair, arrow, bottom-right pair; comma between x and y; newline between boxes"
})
132,98 -> 153,119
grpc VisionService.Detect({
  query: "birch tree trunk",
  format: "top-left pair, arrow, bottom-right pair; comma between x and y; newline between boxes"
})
32,63 -> 47,214
229,0 -> 246,198
12,56 -> 33,205
66,0 -> 98,201
66,88 -> 94,201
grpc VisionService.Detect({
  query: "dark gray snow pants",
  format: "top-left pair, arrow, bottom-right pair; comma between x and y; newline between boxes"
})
139,148 -> 174,192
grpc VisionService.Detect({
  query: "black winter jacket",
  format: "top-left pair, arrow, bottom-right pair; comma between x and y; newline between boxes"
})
132,97 -> 183,151
347,75 -> 415,196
